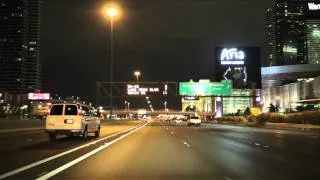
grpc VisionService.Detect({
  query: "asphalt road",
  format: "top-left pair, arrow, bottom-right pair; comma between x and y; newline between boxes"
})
1,121 -> 320,179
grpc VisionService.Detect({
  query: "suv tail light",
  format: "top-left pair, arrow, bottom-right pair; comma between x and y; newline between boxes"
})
78,110 -> 84,116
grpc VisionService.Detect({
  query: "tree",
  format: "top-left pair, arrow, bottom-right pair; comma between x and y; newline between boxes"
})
268,104 -> 276,112
244,107 -> 251,116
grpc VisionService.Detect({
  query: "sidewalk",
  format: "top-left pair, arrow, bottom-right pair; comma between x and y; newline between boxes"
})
211,121 -> 320,132
263,122 -> 320,131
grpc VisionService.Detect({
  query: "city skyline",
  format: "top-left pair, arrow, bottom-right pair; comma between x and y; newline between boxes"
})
41,0 -> 271,104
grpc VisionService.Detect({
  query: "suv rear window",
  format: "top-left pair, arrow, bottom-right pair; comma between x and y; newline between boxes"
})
65,105 -> 78,115
191,116 -> 198,119
50,105 -> 63,115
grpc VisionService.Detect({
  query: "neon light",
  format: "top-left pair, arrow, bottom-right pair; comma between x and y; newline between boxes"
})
223,67 -> 232,81
28,93 -> 50,100
220,48 -> 245,61
312,29 -> 320,38
221,61 -> 244,65
283,45 -> 297,53
243,67 -> 247,82
308,3 -> 320,10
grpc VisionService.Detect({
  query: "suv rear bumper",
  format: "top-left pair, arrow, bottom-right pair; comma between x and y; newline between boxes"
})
46,129 -> 82,135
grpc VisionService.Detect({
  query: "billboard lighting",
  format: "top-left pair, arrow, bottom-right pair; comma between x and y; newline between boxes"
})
308,2 -> 320,10
220,48 -> 245,61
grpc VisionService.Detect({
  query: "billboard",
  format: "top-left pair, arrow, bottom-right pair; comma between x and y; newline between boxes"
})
28,93 -> 50,100
179,81 -> 232,96
127,84 -> 168,96
215,47 -> 261,88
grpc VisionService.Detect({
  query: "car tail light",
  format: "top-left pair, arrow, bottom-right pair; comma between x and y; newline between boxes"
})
78,110 -> 83,116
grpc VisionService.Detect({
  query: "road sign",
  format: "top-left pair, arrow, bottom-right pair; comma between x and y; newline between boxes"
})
179,80 -> 232,96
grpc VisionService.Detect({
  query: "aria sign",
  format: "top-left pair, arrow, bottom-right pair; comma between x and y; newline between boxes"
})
220,48 -> 245,65
308,3 -> 320,10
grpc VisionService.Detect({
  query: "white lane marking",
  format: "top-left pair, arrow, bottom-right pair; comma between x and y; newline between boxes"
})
224,176 -> 232,180
36,123 -> 149,180
0,123 -> 146,180
183,141 -> 188,145
264,145 -> 269,148
37,172 -> 48,177
255,143 -> 260,146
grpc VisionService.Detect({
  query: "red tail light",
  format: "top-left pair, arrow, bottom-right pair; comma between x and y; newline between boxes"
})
78,110 -> 83,116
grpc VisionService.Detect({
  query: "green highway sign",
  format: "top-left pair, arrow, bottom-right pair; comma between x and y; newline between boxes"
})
179,80 -> 232,96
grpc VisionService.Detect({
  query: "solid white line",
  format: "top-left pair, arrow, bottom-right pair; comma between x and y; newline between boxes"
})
36,122 -> 149,180
0,123 -> 146,180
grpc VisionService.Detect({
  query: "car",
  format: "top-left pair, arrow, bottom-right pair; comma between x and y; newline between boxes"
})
187,116 -> 201,126
45,103 -> 101,141
174,118 -> 182,125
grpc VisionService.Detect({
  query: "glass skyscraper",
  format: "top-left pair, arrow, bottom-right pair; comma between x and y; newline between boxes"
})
266,0 -> 310,66
0,0 -> 42,94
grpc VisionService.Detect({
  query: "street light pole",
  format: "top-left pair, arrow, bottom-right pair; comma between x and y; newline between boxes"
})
109,17 -> 114,119
164,101 -> 167,111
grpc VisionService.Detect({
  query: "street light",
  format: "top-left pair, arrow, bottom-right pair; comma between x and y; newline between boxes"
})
103,5 -> 120,119
134,70 -> 141,83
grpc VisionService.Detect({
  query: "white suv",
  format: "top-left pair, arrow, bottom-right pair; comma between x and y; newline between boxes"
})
187,116 -> 201,126
45,103 -> 100,141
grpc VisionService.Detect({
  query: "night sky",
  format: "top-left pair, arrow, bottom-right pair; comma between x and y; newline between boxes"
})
42,0 -> 272,107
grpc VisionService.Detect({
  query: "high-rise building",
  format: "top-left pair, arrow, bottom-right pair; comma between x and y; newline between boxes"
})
0,0 -> 42,94
265,0 -> 307,66
306,19 -> 320,64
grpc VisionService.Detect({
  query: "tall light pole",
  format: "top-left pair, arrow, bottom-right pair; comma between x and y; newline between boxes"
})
134,70 -> 141,84
104,6 -> 119,119
165,102 -> 167,111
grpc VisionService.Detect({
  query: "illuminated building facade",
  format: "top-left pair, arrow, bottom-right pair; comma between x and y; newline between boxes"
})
266,0 -> 320,66
0,0 -> 42,95
307,20 -> 320,64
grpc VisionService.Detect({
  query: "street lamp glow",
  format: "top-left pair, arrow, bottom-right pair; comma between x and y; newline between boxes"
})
106,8 -> 118,17
134,71 -> 141,83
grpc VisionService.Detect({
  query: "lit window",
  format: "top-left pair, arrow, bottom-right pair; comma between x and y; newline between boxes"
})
17,30 -> 21,33
29,41 -> 37,45
29,47 -> 35,51
2,2 -> 5,6
16,58 -> 22,61
4,16 -> 8,20
16,78 -> 21,82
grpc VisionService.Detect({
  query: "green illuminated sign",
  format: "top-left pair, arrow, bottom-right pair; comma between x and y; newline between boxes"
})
312,29 -> 320,38
179,80 -> 232,96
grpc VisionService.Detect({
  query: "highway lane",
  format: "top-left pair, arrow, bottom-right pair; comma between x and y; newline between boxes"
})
2,121 -> 320,179
46,122 -> 320,180
0,120 -> 143,177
